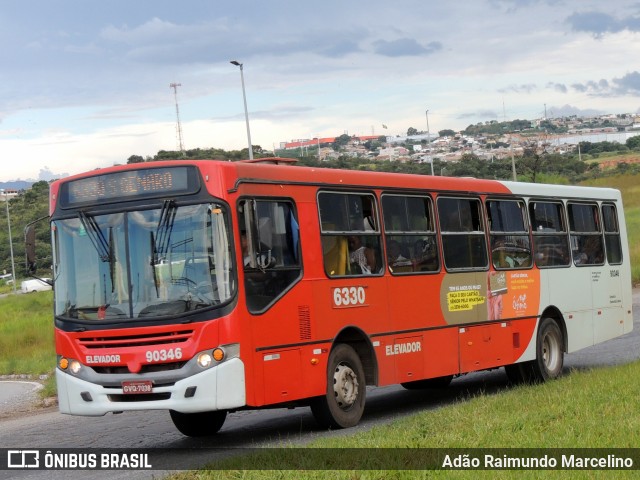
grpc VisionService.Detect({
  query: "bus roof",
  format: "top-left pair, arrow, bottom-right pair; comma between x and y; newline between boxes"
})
52,158 -> 621,203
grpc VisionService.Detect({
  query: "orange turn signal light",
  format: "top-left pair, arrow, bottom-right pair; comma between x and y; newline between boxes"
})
212,348 -> 225,362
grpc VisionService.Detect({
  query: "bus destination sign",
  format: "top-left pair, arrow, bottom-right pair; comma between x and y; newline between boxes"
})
60,166 -> 200,207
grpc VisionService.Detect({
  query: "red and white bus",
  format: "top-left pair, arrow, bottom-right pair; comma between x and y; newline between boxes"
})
34,159 -> 632,436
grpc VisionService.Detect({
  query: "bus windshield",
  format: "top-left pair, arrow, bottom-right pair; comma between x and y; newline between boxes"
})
53,203 -> 235,321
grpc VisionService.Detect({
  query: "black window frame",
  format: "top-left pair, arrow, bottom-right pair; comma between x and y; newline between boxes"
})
529,200 -> 571,268
238,197 -> 303,314
318,191 -> 383,277
437,196 -> 488,271
602,203 -> 623,265
486,198 -> 533,270
568,202 -> 605,267
381,193 -> 440,275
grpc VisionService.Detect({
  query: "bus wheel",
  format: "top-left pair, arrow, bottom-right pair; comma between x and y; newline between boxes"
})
169,410 -> 227,437
310,344 -> 366,429
530,317 -> 564,382
401,375 -> 453,390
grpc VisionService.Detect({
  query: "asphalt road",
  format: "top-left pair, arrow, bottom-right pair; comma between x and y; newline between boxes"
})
1,291 -> 639,479
0,382 -> 42,416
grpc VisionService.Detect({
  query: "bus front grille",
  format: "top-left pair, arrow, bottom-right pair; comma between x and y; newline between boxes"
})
92,362 -> 187,374
77,330 -> 194,349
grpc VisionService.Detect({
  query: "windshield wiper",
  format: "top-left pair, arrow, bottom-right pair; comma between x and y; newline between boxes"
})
150,200 -> 178,297
150,232 -> 160,297
79,211 -> 115,291
79,211 -> 110,262
151,200 -> 177,264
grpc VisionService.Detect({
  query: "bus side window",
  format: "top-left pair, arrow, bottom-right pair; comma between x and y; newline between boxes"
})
602,203 -> 622,265
437,197 -> 487,270
529,201 -> 570,268
382,194 -> 438,274
568,202 -> 604,266
487,199 -> 532,270
238,199 -> 302,313
318,192 -> 383,277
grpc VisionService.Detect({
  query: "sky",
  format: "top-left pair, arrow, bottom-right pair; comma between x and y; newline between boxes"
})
1,0 -> 640,182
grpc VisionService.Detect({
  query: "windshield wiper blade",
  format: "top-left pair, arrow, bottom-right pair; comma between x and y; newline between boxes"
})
79,211 -> 115,291
154,200 -> 177,262
150,232 -> 160,297
79,211 -> 110,262
149,200 -> 177,298
108,227 -> 115,293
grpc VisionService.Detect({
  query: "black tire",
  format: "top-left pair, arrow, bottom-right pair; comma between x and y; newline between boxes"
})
528,317 -> 564,382
169,410 -> 227,437
310,344 -> 366,429
401,375 -> 453,390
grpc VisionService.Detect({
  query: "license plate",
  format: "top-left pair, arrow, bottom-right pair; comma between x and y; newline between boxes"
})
121,380 -> 153,394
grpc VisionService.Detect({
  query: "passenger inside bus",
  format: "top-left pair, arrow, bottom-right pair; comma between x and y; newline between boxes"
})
387,240 -> 410,265
491,239 -> 516,268
348,235 -> 377,274
412,238 -> 438,271
574,235 -> 604,265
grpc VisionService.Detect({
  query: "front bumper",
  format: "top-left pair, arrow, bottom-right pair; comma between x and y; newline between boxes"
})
56,357 -> 246,416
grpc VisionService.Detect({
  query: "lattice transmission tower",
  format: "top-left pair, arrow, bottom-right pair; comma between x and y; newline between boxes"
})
169,82 -> 185,152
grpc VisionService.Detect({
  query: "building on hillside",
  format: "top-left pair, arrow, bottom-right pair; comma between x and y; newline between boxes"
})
0,189 -> 18,201
281,135 -> 382,151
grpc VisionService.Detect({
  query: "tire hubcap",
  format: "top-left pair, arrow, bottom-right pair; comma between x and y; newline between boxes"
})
333,363 -> 359,409
543,332 -> 559,371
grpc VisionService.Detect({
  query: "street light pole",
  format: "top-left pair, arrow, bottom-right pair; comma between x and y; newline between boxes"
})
2,190 -> 17,294
425,109 -> 434,175
230,60 -> 254,160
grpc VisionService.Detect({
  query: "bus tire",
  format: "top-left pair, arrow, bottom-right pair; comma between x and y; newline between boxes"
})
401,375 -> 453,390
169,409 -> 227,437
310,344 -> 366,429
529,317 -> 564,382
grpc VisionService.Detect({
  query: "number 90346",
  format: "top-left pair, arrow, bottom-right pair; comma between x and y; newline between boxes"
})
145,348 -> 183,363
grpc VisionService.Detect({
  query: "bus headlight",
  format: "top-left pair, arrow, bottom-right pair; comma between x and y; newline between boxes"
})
197,352 -> 213,368
69,360 -> 83,374
194,344 -> 239,369
58,356 -> 83,375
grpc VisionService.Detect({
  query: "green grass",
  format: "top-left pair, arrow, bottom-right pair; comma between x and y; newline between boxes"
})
0,281 -> 17,295
0,291 -> 56,397
0,291 -> 55,374
171,362 -> 640,478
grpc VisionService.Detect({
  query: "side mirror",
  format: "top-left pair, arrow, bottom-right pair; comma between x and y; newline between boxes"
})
25,224 -> 37,274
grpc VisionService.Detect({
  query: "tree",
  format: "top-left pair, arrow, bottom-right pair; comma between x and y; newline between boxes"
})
333,134 -> 351,151
363,140 -> 383,151
0,181 -> 51,279
127,155 -> 144,164
627,136 -> 640,150
439,129 -> 456,137
407,127 -> 419,136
